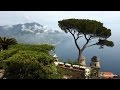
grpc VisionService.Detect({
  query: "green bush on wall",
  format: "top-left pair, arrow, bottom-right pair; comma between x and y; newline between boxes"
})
0,43 -> 63,79
2,44 -> 62,79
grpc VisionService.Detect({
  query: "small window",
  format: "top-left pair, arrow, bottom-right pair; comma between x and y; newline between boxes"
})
95,64 -> 96,66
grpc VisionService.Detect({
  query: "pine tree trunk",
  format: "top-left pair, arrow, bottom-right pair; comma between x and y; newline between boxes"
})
77,49 -> 83,63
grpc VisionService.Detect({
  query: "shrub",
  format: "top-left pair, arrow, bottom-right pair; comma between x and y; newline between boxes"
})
0,49 -> 18,61
2,51 -> 58,79
0,61 -> 4,69
1,44 -> 60,79
3,59 -> 44,79
10,44 -> 55,54
17,50 -> 55,65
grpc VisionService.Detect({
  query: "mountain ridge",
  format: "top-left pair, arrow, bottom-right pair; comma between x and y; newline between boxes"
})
0,22 -> 62,35
0,22 -> 67,45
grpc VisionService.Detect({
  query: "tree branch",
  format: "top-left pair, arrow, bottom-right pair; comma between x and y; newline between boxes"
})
86,43 -> 97,48
81,40 -> 89,51
68,29 -> 81,51
76,36 -> 82,40
81,35 -> 92,51
88,35 -> 93,40
68,29 -> 74,36
73,35 -> 80,51
83,33 -> 88,41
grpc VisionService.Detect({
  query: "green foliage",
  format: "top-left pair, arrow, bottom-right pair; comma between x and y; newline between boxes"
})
51,66 -> 64,79
43,64 -> 61,79
3,58 -> 45,79
2,50 -> 56,79
16,50 -> 55,65
10,44 -> 54,54
0,49 -> 18,69
0,61 -> 4,69
0,49 -> 18,61
97,39 -> 114,48
0,37 -> 17,50
1,44 -> 61,79
58,19 -> 111,39
4,55 -> 60,79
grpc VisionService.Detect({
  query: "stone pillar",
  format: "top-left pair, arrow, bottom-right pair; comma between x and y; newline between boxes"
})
79,55 -> 86,66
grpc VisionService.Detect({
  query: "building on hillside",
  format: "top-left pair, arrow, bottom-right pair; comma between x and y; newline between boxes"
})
100,72 -> 114,79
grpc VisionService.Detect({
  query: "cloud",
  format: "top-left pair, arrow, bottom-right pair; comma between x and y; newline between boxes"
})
0,11 -> 120,30
24,15 -> 31,21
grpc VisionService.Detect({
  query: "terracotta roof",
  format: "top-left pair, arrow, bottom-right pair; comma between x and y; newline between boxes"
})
101,72 -> 114,79
102,72 -> 114,75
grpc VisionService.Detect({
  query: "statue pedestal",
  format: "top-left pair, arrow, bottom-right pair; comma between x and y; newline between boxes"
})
79,55 -> 86,66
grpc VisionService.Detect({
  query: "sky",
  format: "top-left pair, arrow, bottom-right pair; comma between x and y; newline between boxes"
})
0,11 -> 120,32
